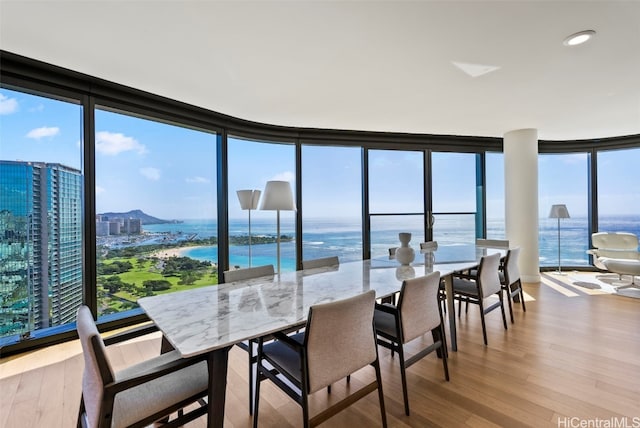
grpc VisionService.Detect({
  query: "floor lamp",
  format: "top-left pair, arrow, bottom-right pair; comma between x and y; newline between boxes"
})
237,189 -> 261,267
260,180 -> 296,274
549,204 -> 570,274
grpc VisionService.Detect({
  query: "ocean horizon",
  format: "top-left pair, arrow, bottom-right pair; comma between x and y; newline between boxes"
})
142,215 -> 640,271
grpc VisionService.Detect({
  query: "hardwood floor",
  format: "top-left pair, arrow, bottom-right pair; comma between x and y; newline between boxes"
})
1,272 -> 639,427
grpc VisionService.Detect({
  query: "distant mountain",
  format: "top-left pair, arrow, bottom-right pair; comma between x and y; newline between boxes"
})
98,209 -> 181,225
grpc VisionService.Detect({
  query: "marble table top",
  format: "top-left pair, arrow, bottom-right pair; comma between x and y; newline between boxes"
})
138,259 -> 477,357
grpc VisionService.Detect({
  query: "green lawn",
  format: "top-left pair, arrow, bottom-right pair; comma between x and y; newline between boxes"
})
98,257 -> 218,311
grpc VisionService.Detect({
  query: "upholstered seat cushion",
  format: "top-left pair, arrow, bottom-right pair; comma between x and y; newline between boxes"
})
261,333 -> 305,385
599,258 -> 640,277
451,277 -> 480,297
111,351 -> 208,428
373,305 -> 397,338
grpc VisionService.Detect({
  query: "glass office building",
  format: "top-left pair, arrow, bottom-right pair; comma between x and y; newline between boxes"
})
0,160 -> 83,337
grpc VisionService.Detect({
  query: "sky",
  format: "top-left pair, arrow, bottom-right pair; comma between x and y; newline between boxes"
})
1,87 -> 639,221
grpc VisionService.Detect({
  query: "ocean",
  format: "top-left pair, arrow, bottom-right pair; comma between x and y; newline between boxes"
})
143,216 -> 640,271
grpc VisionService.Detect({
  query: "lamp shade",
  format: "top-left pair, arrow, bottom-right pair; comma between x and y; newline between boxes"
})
549,204 -> 570,219
260,181 -> 296,211
237,189 -> 261,210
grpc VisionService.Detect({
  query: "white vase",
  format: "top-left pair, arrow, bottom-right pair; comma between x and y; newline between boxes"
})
395,232 -> 415,265
396,265 -> 416,280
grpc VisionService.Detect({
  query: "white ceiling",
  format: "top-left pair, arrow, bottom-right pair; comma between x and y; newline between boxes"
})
1,1 -> 639,141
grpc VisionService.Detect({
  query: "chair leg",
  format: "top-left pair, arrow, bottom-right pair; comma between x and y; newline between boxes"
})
499,293 -> 508,330
397,344 -> 410,416
249,341 -> 255,415
432,327 -> 444,359
252,345 -> 262,428
373,359 -> 388,428
518,280 -> 527,312
432,326 -> 450,381
302,390 -> 310,428
478,300 -> 488,346
438,316 -> 449,359
77,397 -> 85,428
506,286 -> 515,323
440,336 -> 450,382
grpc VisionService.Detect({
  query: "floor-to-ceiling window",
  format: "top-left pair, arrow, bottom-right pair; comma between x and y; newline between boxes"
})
368,149 -> 424,259
0,87 -> 83,341
301,145 -> 362,262
94,108 -> 217,319
4,52 -> 640,353
539,153 -> 590,268
485,152 -> 506,239
431,152 -> 479,260
596,147 -> 640,244
227,136 -> 296,273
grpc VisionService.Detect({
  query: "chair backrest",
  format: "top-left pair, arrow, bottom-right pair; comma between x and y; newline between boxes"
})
223,264 -> 274,282
302,256 -> 339,270
476,238 -> 510,249
590,232 -> 640,261
304,290 -> 376,394
77,305 -> 114,428
592,232 -> 639,250
420,241 -> 438,251
397,271 -> 442,343
503,247 -> 521,286
477,252 -> 502,298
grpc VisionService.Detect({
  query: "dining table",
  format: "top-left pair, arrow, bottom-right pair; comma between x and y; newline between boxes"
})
138,245 -> 505,427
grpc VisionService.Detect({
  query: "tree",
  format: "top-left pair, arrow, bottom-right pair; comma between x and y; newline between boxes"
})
142,279 -> 171,291
179,271 -> 201,285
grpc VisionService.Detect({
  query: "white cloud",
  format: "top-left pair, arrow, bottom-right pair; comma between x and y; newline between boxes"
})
96,131 -> 147,155
26,126 -> 59,139
186,176 -> 210,184
140,167 -> 161,181
29,104 -> 44,113
0,93 -> 18,115
270,171 -> 295,182
95,185 -> 106,195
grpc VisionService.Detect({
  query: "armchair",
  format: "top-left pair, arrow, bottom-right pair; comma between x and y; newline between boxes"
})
253,290 -> 387,428
587,232 -> 640,286
76,305 -> 209,428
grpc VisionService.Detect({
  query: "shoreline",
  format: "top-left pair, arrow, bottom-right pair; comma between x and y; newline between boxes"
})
151,245 -> 207,259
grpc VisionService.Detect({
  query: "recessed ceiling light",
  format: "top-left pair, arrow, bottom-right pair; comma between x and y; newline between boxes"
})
563,30 -> 596,46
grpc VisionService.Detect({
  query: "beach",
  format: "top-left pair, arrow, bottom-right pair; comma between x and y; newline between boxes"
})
151,246 -> 202,259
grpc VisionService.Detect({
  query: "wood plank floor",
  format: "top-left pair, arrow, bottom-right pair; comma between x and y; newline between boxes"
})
1,272 -> 639,427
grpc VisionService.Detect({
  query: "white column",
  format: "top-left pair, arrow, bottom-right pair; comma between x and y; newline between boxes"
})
504,128 -> 540,282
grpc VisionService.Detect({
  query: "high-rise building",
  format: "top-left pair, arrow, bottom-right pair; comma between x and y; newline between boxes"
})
0,160 -> 83,337
123,218 -> 142,234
